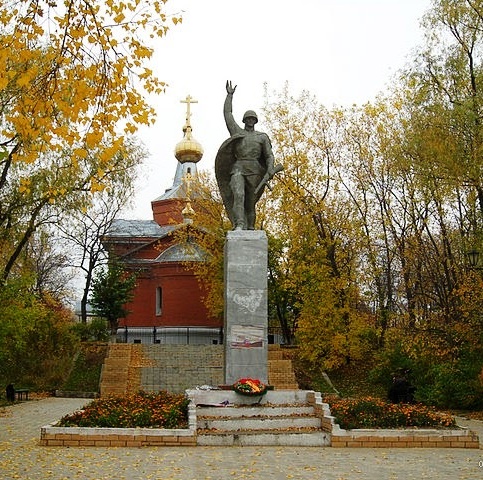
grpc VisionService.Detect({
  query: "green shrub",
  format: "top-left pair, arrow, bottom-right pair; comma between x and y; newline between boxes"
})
415,354 -> 483,410
369,338 -> 483,410
328,396 -> 456,430
71,318 -> 109,342
0,281 -> 79,390
368,340 -> 415,391
58,391 -> 189,428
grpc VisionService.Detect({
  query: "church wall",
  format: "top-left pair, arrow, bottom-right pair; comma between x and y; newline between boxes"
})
152,199 -> 186,226
119,263 -> 220,329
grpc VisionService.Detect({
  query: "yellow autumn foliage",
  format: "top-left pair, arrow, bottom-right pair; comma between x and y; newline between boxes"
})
0,0 -> 180,174
1,0 -> 175,280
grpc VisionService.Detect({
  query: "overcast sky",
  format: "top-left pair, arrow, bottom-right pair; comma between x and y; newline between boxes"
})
125,0 -> 433,219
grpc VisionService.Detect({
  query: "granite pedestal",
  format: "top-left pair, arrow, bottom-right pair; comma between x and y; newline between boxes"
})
223,230 -> 268,384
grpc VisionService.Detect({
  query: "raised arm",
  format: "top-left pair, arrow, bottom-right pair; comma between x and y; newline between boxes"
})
224,80 -> 241,136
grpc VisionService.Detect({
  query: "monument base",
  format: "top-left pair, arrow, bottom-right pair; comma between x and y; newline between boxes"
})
223,230 -> 268,385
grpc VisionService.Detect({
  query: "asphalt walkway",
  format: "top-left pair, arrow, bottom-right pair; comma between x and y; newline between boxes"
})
0,397 -> 482,479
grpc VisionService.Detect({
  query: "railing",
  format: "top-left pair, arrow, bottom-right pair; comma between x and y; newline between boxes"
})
116,326 -> 285,345
117,326 -> 223,345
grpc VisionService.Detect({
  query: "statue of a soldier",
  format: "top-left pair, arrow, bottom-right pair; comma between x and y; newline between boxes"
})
215,81 -> 282,230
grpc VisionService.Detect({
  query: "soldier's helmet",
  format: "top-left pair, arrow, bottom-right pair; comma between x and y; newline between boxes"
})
242,110 -> 258,123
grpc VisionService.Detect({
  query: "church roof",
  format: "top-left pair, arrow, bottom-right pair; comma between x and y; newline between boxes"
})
153,164 -> 193,201
107,219 -> 177,238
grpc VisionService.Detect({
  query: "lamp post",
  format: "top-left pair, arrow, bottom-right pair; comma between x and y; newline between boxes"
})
467,249 -> 481,270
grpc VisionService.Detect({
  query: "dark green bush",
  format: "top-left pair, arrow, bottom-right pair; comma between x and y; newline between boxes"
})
415,353 -> 483,410
71,318 -> 109,342
0,281 -> 79,390
369,339 -> 483,410
368,341 -> 415,391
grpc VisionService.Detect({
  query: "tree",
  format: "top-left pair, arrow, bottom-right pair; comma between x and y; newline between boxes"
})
261,86 -> 376,369
27,230 -> 75,302
169,172 -> 229,321
413,0 -> 483,222
253,1 -> 483,401
89,262 -> 136,335
62,194 -> 130,324
266,234 -> 300,345
0,277 -> 79,390
0,0 -> 181,282
59,139 -> 145,322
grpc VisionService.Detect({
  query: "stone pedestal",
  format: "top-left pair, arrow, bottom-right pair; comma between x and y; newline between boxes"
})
223,230 -> 268,385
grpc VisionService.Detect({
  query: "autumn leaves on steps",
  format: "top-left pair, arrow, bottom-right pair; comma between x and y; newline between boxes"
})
100,344 -> 154,397
100,344 -> 298,397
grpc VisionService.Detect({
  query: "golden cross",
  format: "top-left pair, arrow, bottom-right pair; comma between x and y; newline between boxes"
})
180,95 -> 198,127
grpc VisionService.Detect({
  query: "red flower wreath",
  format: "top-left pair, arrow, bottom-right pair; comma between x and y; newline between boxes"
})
232,378 -> 268,396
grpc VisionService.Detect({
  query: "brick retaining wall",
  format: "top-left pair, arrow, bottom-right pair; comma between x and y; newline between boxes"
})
39,427 -> 197,447
40,398 -> 197,447
330,430 -> 480,448
40,390 -> 480,448
306,391 -> 480,449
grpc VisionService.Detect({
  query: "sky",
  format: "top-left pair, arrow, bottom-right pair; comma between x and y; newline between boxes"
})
125,0 -> 433,220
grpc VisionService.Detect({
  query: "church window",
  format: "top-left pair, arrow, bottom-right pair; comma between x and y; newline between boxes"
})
155,287 -> 163,316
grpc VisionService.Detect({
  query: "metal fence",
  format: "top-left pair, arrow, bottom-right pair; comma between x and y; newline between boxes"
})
116,326 -> 285,345
116,326 -> 223,345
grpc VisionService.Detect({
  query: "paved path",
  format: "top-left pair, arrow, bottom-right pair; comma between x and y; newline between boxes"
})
0,397 -> 482,479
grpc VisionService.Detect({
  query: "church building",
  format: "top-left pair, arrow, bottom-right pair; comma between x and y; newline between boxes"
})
102,96 -> 223,344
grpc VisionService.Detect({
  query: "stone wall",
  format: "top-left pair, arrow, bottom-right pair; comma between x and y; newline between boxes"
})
100,344 -> 299,397
140,345 -> 224,393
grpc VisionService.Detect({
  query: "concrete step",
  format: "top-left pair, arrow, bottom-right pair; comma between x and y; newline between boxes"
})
198,414 -> 321,432
268,350 -> 284,360
197,405 -> 314,418
268,359 -> 296,370
267,358 -> 298,390
197,404 -> 321,432
101,387 -> 127,395
191,389 -> 310,405
102,365 -> 129,372
191,390 -> 329,446
197,430 -> 330,446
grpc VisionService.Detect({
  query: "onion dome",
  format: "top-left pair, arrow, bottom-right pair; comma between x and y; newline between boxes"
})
174,124 -> 203,163
174,94 -> 203,164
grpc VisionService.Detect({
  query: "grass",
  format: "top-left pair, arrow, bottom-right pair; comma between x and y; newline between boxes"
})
294,357 -> 387,398
62,343 -> 108,392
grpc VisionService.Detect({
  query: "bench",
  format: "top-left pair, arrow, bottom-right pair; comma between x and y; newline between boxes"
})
15,389 -> 29,401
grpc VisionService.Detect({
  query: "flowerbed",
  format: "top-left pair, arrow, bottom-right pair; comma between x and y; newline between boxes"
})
58,391 -> 189,428
328,396 -> 456,430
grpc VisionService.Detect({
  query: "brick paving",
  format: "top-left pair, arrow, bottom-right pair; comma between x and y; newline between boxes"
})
0,397 -> 482,479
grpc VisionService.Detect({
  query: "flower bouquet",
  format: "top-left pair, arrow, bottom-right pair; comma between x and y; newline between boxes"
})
232,378 -> 268,396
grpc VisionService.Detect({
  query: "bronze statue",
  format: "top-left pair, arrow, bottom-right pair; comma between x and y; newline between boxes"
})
215,81 -> 282,230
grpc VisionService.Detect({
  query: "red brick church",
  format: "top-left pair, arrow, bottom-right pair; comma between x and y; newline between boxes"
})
102,97 -> 222,344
